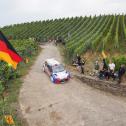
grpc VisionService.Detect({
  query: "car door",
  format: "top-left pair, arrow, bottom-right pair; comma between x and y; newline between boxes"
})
44,63 -> 49,75
44,64 -> 51,76
47,65 -> 52,76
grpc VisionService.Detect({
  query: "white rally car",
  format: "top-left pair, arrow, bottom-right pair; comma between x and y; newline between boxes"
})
43,58 -> 70,84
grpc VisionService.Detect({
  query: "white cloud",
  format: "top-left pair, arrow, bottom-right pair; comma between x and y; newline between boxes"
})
0,0 -> 126,26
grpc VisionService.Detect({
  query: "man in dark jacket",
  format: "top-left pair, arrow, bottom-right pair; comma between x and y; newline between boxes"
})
76,54 -> 86,74
77,54 -> 81,66
118,65 -> 126,84
103,59 -> 108,70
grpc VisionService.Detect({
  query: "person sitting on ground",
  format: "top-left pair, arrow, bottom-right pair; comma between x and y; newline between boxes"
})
118,64 -> 126,84
98,59 -> 109,80
102,58 -> 109,80
108,60 -> 115,80
94,60 -> 99,76
99,61 -> 104,79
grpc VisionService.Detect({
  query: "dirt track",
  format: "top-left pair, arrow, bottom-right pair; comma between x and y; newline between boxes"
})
19,43 -> 126,126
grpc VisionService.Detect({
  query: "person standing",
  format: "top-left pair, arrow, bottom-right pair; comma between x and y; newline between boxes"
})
95,61 -> 99,70
118,65 -> 126,84
103,59 -> 108,70
77,54 -> 81,65
76,54 -> 85,74
102,59 -> 110,80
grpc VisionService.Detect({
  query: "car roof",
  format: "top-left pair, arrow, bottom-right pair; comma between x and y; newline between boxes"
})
46,58 -> 60,66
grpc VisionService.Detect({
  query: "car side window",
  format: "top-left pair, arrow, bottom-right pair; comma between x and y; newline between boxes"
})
47,65 -> 52,72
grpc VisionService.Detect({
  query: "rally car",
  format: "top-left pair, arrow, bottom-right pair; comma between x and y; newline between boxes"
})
43,58 -> 70,84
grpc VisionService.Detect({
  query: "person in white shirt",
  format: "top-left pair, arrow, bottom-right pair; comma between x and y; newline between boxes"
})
108,60 -> 115,79
109,62 -> 115,71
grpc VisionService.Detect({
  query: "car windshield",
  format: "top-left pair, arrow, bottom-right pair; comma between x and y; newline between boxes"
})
52,64 -> 64,73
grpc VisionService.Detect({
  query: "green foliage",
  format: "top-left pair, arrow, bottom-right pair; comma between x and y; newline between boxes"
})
0,39 -> 38,89
0,39 -> 39,126
1,14 -> 126,57
112,56 -> 126,71
114,16 -> 119,48
122,15 -> 126,39
0,82 -> 4,95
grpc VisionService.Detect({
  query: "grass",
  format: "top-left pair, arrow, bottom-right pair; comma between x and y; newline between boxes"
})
58,44 -> 71,65
0,47 -> 42,126
58,43 -> 126,76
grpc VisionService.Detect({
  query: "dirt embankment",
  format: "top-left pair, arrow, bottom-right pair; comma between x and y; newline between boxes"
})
19,43 -> 126,126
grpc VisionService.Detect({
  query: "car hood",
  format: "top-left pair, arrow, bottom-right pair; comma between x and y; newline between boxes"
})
53,70 -> 69,79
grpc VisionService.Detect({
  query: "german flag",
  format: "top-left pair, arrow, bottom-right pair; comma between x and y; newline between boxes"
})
0,31 -> 22,69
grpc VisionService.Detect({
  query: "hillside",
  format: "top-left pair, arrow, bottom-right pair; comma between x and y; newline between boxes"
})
1,15 -> 126,57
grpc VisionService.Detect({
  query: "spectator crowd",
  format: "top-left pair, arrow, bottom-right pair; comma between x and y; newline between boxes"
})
94,59 -> 126,84
72,54 -> 126,84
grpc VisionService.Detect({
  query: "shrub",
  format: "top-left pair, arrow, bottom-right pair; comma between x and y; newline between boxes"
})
112,56 -> 126,71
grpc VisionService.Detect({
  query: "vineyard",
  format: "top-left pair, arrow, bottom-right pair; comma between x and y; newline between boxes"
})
0,14 -> 126,125
0,39 -> 39,125
1,14 -> 126,57
0,39 -> 38,88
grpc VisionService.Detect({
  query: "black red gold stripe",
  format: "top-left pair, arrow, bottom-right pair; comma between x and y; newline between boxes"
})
0,51 -> 18,69
0,31 -> 22,69
0,40 -> 22,62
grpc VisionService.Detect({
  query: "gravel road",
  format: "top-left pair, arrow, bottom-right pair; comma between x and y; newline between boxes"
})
19,43 -> 126,126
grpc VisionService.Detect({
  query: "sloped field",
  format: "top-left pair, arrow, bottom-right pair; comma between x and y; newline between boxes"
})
2,15 -> 126,56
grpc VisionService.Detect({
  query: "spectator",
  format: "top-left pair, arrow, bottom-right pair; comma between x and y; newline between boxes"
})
80,64 -> 84,74
102,59 -> 110,80
104,69 -> 110,80
98,59 -> 109,80
118,65 -> 126,84
54,40 -> 57,46
76,54 -> 86,74
103,59 -> 108,70
94,60 -> 99,76
109,60 -> 115,72
108,60 -> 115,80
95,60 -> 99,70
77,54 -> 81,66
99,61 -> 104,79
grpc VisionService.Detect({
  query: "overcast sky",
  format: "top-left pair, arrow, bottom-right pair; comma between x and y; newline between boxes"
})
0,0 -> 126,27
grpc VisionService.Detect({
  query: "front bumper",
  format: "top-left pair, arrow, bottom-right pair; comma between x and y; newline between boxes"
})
54,78 -> 70,84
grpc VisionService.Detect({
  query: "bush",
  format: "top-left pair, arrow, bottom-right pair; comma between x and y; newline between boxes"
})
112,56 -> 126,71
0,39 -> 39,89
